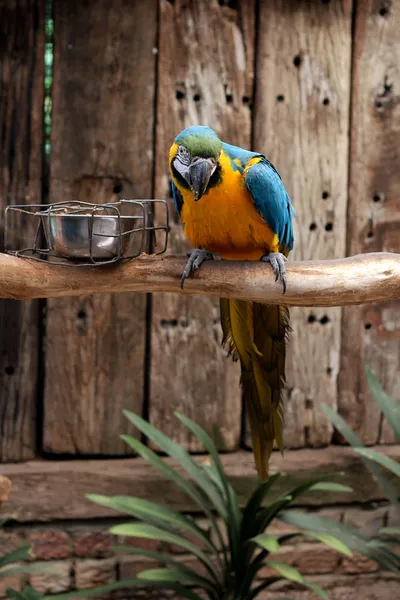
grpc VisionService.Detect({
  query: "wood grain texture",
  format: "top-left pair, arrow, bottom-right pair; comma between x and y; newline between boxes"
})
0,0 -> 44,461
2,444 -> 400,522
149,0 -> 256,451
339,1 -> 400,445
252,0 -> 352,449
1,252 -> 399,305
43,0 -> 157,454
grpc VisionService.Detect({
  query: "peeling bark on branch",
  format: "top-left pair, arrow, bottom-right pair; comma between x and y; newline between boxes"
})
0,252 -> 398,307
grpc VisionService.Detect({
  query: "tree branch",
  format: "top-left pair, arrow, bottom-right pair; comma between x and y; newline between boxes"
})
0,251 -> 399,306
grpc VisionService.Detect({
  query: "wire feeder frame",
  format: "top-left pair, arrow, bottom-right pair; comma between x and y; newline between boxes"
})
4,199 -> 169,267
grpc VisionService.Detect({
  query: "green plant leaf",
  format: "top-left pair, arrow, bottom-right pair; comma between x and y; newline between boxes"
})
302,531 -> 352,556
304,581 -> 329,600
309,482 -> 353,493
241,473 -> 281,533
264,562 -> 328,599
174,413 -> 241,534
113,545 -> 218,597
266,561 -> 303,583
252,534 -> 280,553
379,527 -> 400,536
109,523 -> 219,582
7,585 -> 42,600
365,365 -> 400,441
137,567 -> 217,593
1,564 -> 59,578
123,411 -> 227,520
279,510 -> 400,574
0,546 -> 32,569
120,434 -> 226,564
252,496 -> 294,541
201,464 -> 226,499
354,448 -> 400,477
87,494 -> 216,553
323,404 -> 400,510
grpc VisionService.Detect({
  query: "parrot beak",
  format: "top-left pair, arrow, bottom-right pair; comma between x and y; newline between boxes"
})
189,157 -> 216,201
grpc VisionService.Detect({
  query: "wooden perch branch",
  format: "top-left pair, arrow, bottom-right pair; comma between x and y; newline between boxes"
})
0,251 -> 399,306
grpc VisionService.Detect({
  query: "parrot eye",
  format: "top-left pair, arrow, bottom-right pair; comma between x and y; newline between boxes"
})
177,145 -> 190,163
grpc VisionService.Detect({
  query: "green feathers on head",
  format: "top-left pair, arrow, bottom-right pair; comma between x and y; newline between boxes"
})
175,126 -> 222,158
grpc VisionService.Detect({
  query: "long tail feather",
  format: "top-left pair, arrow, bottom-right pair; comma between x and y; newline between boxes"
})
220,298 -> 290,479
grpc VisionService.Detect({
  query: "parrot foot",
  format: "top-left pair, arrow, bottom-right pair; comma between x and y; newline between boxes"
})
261,252 -> 288,294
181,248 -> 214,289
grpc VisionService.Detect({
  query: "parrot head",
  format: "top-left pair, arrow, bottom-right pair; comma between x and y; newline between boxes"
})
170,126 -> 222,201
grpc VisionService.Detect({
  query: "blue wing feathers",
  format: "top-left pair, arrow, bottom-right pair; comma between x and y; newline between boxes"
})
244,158 -> 295,251
171,181 -> 183,216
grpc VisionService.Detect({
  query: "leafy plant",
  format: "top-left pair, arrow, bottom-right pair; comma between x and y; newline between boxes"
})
0,478 -> 53,600
324,365 -> 400,541
45,410 -> 400,600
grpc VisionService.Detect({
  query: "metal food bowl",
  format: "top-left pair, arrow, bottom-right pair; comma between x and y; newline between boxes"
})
4,199 -> 169,266
41,213 -> 136,259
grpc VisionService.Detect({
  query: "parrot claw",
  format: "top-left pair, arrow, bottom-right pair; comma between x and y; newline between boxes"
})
181,248 -> 214,289
261,252 -> 288,294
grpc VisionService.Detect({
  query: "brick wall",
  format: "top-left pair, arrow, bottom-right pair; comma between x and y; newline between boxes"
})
1,504 -> 399,599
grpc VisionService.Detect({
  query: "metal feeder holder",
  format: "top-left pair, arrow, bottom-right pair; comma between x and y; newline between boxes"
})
4,199 -> 169,267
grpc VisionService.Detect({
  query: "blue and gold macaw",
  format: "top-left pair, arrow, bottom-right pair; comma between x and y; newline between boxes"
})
169,126 -> 295,479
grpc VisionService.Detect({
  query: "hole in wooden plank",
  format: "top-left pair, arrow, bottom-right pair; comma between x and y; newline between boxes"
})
367,231 -> 374,238
277,94 -> 285,102
365,323 -> 372,330
375,100 -> 383,109
321,0 -> 330,4
218,0 -> 237,7
323,97 -> 330,106
161,319 -> 178,327
176,90 -> 185,100
242,95 -> 250,104
5,366 -> 14,376
113,182 -> 123,194
305,399 -> 313,409
309,222 -> 317,231
320,315 -> 330,325
325,222 -> 333,231
308,314 -> 316,324
293,55 -> 302,67
322,191 -> 329,199
193,93 -> 201,102
373,193 -> 382,203
379,7 -> 388,17
226,93 -> 233,104
326,367 -> 333,375
77,310 -> 86,319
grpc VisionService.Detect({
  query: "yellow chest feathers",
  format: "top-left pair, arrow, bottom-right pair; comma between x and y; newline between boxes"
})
174,151 -> 278,260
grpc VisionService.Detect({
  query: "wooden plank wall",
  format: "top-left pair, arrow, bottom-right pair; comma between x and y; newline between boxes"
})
0,0 -> 45,461
43,0 -> 157,454
0,0 -> 399,463
150,0 -> 255,451
339,0 -> 400,444
251,0 -> 352,448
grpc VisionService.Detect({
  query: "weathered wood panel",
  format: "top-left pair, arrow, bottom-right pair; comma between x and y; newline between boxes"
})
339,1 -> 400,444
2,445 -> 400,521
43,0 -> 157,454
150,0 -> 255,450
0,0 -> 44,461
251,0 -> 352,448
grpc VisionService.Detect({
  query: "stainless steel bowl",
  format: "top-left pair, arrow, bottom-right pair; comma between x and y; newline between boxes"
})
41,213 -> 138,259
